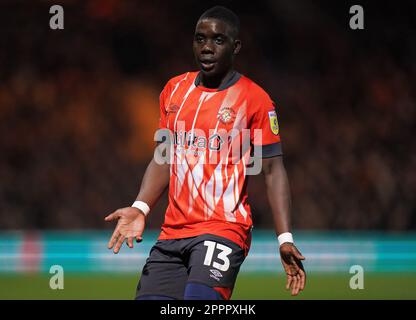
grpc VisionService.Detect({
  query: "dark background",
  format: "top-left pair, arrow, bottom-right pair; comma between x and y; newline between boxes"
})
0,0 -> 415,231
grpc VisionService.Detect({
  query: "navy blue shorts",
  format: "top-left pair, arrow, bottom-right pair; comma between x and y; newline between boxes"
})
136,233 -> 246,300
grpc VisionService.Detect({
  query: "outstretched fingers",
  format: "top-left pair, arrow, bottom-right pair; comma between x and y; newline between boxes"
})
288,256 -> 306,295
296,274 -> 303,295
127,237 -> 134,248
135,232 -> 143,243
113,235 -> 126,254
286,274 -> 293,290
292,251 -> 306,291
108,228 -> 120,249
298,267 -> 306,291
290,274 -> 298,295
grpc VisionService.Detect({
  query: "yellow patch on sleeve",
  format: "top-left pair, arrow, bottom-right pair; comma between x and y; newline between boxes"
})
268,110 -> 279,135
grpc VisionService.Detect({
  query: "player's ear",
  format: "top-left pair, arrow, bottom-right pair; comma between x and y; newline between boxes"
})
233,39 -> 241,55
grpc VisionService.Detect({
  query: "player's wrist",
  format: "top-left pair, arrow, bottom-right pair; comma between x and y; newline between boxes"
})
277,232 -> 294,246
131,200 -> 150,217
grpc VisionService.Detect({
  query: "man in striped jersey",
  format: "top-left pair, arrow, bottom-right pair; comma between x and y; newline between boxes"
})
105,5 -> 306,300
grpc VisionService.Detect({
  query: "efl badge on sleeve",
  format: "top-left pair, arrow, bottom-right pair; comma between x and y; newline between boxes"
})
268,110 -> 279,135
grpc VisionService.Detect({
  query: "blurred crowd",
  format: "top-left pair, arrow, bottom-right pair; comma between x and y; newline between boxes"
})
0,0 -> 415,230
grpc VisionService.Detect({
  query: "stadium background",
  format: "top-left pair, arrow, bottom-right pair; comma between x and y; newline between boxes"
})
0,0 -> 415,299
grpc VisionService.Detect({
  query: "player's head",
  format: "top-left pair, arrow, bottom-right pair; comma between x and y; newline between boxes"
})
193,6 -> 241,80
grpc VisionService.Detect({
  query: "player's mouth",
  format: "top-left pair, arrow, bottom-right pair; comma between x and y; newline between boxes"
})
200,60 -> 216,71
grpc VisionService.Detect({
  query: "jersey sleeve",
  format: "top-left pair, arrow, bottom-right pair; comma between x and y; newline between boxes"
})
158,84 -> 169,130
156,82 -> 172,144
249,90 -> 283,158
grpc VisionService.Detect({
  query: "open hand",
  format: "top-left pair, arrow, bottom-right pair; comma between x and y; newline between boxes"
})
104,207 -> 146,254
279,243 -> 306,296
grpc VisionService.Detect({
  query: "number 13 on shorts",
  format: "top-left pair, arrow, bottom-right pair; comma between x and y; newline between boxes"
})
203,240 -> 232,272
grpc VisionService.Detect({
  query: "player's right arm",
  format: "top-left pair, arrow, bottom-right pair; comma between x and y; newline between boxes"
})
105,79 -> 174,254
104,158 -> 170,254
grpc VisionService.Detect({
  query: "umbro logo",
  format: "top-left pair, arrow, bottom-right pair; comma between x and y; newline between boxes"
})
209,269 -> 223,281
167,104 -> 179,114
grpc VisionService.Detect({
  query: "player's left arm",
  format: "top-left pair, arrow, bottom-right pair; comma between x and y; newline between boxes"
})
262,156 -> 306,296
249,85 -> 306,295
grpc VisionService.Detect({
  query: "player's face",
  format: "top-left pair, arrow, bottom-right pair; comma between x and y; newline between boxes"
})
193,18 -> 241,80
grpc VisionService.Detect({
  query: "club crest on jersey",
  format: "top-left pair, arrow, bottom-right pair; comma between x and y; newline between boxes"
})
268,110 -> 279,135
217,107 -> 236,124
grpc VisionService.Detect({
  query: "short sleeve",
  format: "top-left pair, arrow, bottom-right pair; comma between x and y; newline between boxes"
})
155,82 -> 172,144
158,85 -> 169,130
250,91 -> 283,158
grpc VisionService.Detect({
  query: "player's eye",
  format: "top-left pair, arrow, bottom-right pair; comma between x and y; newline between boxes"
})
215,37 -> 224,45
195,35 -> 204,43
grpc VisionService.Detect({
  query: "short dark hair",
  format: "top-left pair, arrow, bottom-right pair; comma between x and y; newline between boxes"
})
197,6 -> 240,38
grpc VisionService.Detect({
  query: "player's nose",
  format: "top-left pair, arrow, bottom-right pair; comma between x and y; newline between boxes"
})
201,41 -> 215,54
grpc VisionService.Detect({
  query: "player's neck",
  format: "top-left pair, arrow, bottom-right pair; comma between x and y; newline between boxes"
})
199,69 -> 236,89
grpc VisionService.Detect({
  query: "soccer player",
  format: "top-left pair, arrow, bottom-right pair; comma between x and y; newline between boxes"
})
105,6 -> 306,300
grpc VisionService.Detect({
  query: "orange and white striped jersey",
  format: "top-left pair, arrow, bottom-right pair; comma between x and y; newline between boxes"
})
156,71 -> 282,254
